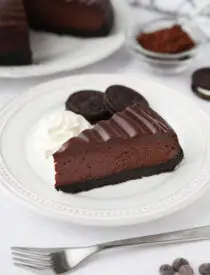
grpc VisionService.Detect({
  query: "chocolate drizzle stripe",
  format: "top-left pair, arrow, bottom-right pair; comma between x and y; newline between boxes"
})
127,106 -> 157,134
80,129 -> 99,142
138,107 -> 164,133
88,128 -> 103,141
109,119 -> 130,138
78,132 -> 90,142
91,129 -> 104,141
127,105 -> 152,133
123,109 -> 148,134
94,124 -> 111,141
141,108 -> 169,132
113,114 -> 137,138
120,110 -> 146,135
79,129 -> 104,142
98,121 -> 119,138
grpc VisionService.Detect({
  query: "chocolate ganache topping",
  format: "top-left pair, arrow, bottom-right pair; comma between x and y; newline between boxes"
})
79,104 -> 171,142
58,103 -> 173,150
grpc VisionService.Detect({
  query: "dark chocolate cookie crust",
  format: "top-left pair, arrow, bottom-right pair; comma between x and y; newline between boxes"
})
56,148 -> 184,194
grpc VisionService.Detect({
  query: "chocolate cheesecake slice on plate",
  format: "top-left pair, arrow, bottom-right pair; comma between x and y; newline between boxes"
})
53,103 -> 184,193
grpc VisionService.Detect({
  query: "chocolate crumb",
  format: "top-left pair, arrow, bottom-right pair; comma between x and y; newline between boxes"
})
172,258 -> 189,271
199,263 -> 210,275
159,264 -> 175,275
179,265 -> 194,275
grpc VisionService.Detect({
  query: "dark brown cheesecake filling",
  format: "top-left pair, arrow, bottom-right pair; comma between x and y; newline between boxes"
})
55,150 -> 183,194
53,104 -> 184,193
55,135 -> 183,190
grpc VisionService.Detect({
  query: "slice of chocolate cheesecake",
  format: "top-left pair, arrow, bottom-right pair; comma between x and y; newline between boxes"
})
0,0 -> 32,65
53,103 -> 183,193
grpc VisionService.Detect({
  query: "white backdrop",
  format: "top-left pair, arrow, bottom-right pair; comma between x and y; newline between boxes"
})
1,3 -> 210,275
128,0 -> 210,14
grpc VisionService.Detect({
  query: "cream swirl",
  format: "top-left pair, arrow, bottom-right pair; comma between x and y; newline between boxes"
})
34,110 -> 90,158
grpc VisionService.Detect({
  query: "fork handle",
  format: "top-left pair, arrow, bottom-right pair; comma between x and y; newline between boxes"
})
99,225 -> 210,250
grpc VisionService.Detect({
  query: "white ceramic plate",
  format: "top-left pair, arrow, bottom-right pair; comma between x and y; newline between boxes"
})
0,0 -> 127,78
1,74 -> 210,226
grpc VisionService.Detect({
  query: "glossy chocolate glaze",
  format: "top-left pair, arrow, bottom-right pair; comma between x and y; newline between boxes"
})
54,103 -> 183,191
57,103 -> 173,148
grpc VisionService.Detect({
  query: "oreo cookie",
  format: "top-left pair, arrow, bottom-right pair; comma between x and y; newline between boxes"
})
65,90 -> 111,124
191,68 -> 210,100
104,85 -> 149,114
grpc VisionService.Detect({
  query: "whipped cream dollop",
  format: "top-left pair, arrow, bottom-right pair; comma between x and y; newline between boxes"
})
34,110 -> 90,158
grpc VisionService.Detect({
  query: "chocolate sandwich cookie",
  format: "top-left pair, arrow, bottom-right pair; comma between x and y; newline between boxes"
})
65,90 -> 111,124
104,85 -> 149,114
191,68 -> 210,100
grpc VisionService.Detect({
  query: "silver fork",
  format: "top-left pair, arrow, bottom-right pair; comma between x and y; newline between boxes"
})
12,225 -> 210,274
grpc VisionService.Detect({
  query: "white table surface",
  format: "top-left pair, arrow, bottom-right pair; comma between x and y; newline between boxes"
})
2,5 -> 210,275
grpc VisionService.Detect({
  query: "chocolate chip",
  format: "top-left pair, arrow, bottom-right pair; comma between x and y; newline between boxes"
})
199,263 -> 210,275
159,264 -> 175,275
179,265 -> 194,275
172,258 -> 189,271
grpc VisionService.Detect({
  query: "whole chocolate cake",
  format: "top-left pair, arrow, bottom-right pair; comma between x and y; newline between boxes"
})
24,0 -> 114,37
0,0 -> 114,65
0,0 -> 32,65
53,103 -> 184,193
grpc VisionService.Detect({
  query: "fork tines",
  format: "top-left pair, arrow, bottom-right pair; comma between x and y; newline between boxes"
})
12,247 -> 53,272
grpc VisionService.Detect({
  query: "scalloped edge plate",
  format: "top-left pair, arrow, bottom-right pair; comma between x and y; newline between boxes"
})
0,74 -> 210,226
0,0 -> 127,78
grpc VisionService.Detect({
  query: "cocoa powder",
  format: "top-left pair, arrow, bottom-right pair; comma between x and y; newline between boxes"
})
137,24 -> 195,54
